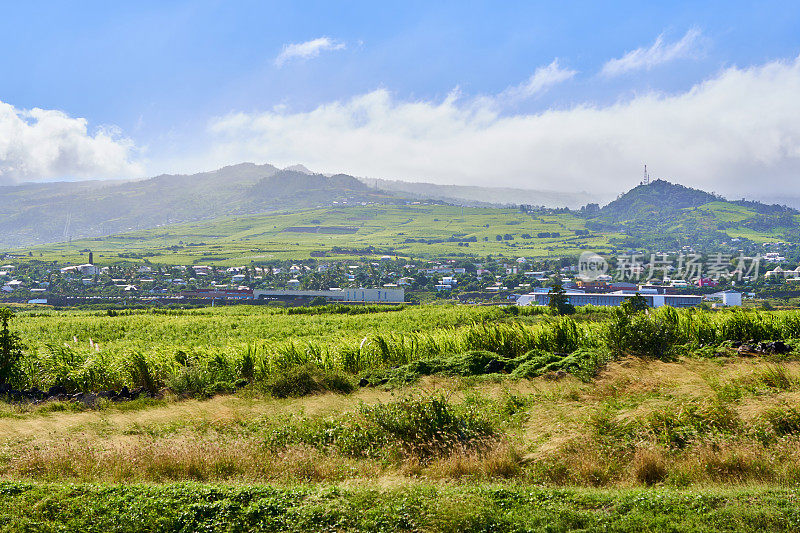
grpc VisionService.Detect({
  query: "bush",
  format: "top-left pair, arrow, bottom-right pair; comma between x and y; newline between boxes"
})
0,308 -> 24,385
763,405 -> 800,436
269,395 -> 498,461
603,307 -> 680,360
265,364 -> 355,398
359,395 -> 496,459
168,365 -> 213,396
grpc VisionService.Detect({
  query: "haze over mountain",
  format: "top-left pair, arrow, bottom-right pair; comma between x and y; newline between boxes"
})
0,162 -> 608,248
359,178 -> 594,209
2,161 -> 798,251
0,163 -> 400,248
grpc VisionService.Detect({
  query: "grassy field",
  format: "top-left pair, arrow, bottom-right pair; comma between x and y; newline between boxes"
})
4,304 -> 800,529
4,355 -> 800,530
11,198 -> 796,266
9,203 -> 626,264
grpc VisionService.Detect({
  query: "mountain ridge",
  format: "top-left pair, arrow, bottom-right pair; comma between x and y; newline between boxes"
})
1,166 -> 797,251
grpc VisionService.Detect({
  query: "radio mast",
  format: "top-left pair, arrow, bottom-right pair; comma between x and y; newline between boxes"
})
642,165 -> 650,186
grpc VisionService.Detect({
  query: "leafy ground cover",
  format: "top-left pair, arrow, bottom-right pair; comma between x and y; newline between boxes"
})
1,482 -> 798,532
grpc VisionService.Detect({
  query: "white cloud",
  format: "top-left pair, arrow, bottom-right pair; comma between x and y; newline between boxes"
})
601,28 -> 702,77
275,37 -> 345,67
206,56 -> 800,203
0,102 -> 141,183
488,59 -> 576,106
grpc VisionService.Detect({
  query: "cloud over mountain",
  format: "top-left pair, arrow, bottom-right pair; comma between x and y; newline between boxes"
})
206,56 -> 800,202
0,101 -> 141,183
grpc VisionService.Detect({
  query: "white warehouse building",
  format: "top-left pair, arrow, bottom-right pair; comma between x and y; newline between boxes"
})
253,288 -> 404,303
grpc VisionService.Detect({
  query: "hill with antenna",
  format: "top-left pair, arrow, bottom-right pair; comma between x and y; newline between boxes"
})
584,178 -> 799,249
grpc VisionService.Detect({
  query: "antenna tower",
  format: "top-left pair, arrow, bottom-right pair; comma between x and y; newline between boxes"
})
642,165 -> 650,186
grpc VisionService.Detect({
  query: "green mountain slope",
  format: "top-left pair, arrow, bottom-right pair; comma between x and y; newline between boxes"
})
0,164 -> 401,248
6,176 -> 800,264
600,179 -> 722,223
585,179 -> 800,249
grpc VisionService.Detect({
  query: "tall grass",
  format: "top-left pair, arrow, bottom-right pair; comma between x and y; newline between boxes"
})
5,306 -> 800,392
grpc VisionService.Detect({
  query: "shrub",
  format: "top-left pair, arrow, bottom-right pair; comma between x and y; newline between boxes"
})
548,282 -> 575,316
763,405 -> 800,436
128,351 -> 159,393
267,395 -> 497,462
0,308 -> 24,385
360,395 -> 494,458
602,307 -> 679,360
265,364 -> 354,398
168,365 -> 212,397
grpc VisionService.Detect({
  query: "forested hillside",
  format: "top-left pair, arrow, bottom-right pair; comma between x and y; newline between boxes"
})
584,179 -> 800,250
0,164 -> 400,248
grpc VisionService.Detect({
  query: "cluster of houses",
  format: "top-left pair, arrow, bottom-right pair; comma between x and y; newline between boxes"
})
1,248 -> 794,309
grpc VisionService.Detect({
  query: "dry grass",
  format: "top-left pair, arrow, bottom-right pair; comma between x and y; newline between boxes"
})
421,441 -> 523,480
3,355 -> 800,486
6,436 -> 385,482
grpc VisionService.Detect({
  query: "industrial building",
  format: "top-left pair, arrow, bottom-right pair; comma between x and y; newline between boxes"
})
180,287 -> 404,304
516,290 -> 703,308
254,288 -> 404,303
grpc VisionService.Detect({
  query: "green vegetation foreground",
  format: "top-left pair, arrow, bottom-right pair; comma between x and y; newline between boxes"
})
5,304 -> 800,530
1,483 -> 798,532
5,303 -> 800,394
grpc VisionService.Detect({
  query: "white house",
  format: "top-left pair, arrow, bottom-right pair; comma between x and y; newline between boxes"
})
193,265 -> 212,276
766,266 -> 786,278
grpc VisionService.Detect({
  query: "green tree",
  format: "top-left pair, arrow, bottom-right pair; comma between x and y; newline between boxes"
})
622,292 -> 649,314
548,282 -> 575,315
0,308 -> 24,385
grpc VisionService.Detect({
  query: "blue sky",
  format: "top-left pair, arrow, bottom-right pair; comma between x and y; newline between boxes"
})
1,1 -> 800,200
